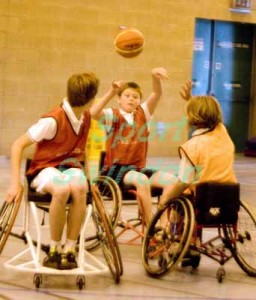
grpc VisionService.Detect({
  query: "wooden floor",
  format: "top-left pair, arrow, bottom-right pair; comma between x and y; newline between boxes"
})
0,154 -> 256,299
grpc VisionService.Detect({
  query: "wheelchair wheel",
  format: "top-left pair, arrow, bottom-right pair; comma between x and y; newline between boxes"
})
91,176 -> 122,228
0,190 -> 23,254
90,185 -> 122,282
224,200 -> 256,277
84,176 -> 122,251
142,196 -> 194,277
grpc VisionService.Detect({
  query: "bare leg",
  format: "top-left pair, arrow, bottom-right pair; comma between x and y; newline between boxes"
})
150,171 -> 178,228
123,171 -> 152,226
149,170 -> 177,189
44,181 -> 70,242
67,178 -> 87,241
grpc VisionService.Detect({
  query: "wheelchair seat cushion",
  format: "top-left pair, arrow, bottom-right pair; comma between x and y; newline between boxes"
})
195,182 -> 240,225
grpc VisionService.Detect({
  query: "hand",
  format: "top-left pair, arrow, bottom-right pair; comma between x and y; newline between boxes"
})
179,80 -> 192,101
111,80 -> 125,94
151,67 -> 169,80
6,183 -> 23,203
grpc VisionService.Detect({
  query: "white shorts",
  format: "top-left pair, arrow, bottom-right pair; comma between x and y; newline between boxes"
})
31,167 -> 86,194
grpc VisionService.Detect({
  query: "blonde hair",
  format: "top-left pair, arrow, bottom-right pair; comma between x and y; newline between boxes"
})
186,95 -> 223,129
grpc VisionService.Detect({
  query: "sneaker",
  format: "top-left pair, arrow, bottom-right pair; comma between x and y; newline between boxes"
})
59,251 -> 78,270
168,242 -> 180,257
181,249 -> 201,268
43,248 -> 61,269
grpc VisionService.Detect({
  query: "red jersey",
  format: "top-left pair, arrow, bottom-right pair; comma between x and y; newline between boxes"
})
104,106 -> 149,169
27,105 -> 91,177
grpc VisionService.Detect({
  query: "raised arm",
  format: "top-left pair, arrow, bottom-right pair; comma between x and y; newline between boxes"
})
179,80 -> 192,101
145,67 -> 169,115
90,80 -> 124,122
6,133 -> 34,203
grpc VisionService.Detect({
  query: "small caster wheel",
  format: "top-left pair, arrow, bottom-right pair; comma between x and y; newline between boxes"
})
76,275 -> 85,290
245,231 -> 251,241
216,267 -> 225,283
238,233 -> 244,243
33,273 -> 42,289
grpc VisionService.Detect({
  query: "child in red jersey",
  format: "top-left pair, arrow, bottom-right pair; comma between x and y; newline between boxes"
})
6,72 -> 123,270
92,68 -> 176,226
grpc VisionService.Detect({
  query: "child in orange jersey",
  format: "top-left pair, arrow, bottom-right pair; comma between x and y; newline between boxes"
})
92,67 -> 176,226
159,80 -> 237,204
6,72 -> 123,270
158,81 -> 237,265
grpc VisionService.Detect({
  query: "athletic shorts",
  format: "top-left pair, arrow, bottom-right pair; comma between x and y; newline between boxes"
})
29,166 -> 86,194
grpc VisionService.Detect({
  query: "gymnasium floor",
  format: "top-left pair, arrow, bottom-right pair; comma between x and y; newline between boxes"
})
0,154 -> 256,300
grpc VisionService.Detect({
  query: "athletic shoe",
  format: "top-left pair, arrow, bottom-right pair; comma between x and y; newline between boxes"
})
43,248 -> 61,269
59,251 -> 78,270
181,249 -> 201,268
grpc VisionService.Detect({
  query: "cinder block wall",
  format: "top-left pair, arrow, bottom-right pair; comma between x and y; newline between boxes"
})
1,0 -> 256,158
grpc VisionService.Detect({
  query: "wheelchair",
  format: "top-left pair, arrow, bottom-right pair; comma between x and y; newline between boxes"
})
142,182 -> 256,282
91,151 -> 162,245
0,159 -> 122,289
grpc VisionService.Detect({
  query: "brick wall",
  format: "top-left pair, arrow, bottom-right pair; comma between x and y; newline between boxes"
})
1,0 -> 256,158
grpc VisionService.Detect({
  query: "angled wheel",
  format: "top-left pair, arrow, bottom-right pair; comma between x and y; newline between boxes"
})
91,176 -> 122,228
91,185 -> 122,282
142,196 -> 194,277
84,176 -> 122,251
224,200 -> 256,276
0,189 -> 23,254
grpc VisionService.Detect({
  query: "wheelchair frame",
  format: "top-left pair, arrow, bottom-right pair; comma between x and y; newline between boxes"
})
142,182 -> 256,283
94,151 -> 162,245
0,159 -> 122,289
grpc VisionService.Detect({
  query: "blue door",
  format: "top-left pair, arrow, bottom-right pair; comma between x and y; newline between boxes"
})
192,19 -> 253,152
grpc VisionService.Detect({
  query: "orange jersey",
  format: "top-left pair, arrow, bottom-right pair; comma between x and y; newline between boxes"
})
179,123 -> 237,193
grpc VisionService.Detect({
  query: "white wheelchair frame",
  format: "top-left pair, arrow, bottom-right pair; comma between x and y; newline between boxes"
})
4,195 -> 109,289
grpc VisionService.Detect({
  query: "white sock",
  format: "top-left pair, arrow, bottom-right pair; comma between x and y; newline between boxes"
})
50,240 -> 62,252
63,239 -> 77,253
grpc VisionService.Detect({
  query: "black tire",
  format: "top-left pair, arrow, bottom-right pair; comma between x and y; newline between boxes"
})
142,196 -> 194,277
76,275 -> 85,290
0,190 -> 23,254
91,176 -> 122,228
224,200 -> 256,276
91,185 -> 122,282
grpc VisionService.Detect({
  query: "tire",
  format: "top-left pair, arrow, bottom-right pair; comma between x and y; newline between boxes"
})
142,196 -> 194,277
224,200 -> 256,276
91,185 -> 122,282
0,190 -> 23,254
84,177 -> 122,251
91,176 -> 122,228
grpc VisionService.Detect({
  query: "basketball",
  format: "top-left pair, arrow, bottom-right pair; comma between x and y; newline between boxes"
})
114,28 -> 145,58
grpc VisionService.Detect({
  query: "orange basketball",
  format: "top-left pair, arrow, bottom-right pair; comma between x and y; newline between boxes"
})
114,28 -> 145,58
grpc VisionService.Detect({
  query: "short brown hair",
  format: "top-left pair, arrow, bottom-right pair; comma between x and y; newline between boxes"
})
186,95 -> 223,129
117,81 -> 143,98
67,72 -> 99,107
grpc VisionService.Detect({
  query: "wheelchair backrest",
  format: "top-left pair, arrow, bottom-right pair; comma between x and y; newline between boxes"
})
195,181 -> 240,225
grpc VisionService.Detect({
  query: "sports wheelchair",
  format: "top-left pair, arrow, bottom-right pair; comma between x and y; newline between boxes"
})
142,182 -> 256,282
0,159 -> 122,289
90,151 -> 162,245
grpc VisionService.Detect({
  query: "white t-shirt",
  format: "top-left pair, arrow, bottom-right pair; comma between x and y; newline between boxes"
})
27,98 -> 84,142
